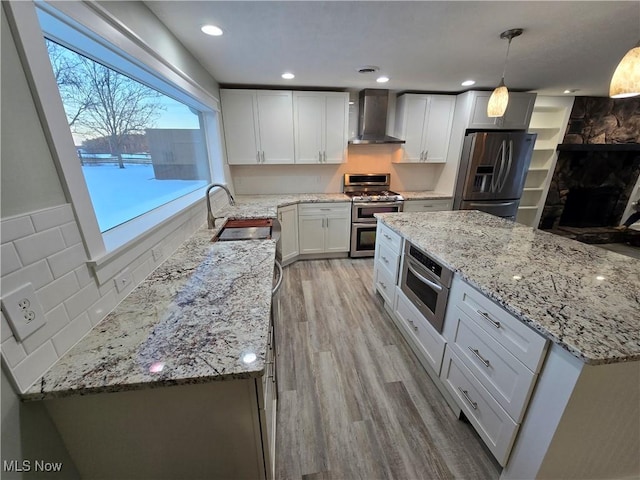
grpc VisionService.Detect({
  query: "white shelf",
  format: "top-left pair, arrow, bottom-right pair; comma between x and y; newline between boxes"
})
519,96 -> 575,228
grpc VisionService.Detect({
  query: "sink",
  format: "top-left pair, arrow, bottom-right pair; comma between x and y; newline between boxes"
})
212,218 -> 280,242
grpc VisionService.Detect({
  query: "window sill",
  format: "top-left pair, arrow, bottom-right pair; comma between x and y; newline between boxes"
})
88,188 -> 206,285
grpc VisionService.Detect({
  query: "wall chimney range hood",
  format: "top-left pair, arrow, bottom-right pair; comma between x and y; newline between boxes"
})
349,89 -> 405,145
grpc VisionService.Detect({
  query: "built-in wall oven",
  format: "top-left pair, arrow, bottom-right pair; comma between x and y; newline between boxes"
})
344,173 -> 404,258
400,242 -> 453,332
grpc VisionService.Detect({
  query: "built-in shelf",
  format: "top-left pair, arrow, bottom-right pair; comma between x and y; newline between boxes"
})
517,96 -> 575,228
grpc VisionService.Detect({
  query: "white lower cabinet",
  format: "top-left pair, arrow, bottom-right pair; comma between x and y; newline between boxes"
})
440,347 -> 519,466
441,276 -> 548,466
394,288 -> 446,375
373,222 -> 403,304
277,204 -> 299,265
298,203 -> 350,255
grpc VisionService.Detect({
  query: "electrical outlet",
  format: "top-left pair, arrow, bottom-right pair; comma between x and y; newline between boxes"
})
1,283 -> 46,342
114,268 -> 132,293
152,247 -> 163,262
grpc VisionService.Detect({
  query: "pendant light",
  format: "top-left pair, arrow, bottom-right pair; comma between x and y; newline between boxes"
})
487,28 -> 523,117
610,40 -> 640,98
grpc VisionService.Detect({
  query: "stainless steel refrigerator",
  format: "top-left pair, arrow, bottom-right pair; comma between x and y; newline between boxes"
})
453,131 -> 537,219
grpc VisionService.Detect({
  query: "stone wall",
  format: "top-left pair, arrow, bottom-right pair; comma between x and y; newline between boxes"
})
563,97 -> 640,144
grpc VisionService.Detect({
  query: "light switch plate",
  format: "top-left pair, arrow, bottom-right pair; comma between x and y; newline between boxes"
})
1,283 -> 46,342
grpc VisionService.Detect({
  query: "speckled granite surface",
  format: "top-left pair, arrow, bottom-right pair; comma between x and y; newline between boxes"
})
377,210 -> 640,365
398,191 -> 452,201
24,228 -> 277,401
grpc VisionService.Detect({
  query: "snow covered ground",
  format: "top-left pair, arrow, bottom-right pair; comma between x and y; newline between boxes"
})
81,163 -> 207,232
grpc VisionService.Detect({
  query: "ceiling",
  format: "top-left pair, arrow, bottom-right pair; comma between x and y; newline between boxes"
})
144,1 -> 639,97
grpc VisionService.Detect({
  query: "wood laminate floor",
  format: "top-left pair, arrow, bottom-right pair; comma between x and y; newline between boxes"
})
274,258 -> 501,480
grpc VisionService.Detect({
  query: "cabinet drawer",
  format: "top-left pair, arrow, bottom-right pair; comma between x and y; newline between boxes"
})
374,262 -> 396,306
402,199 -> 452,212
440,348 -> 519,466
447,306 -> 537,422
377,222 -> 402,255
395,289 -> 446,375
448,277 -> 547,373
298,202 -> 350,216
375,240 -> 400,279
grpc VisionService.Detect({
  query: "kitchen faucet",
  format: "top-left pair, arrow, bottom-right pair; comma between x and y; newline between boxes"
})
206,183 -> 236,229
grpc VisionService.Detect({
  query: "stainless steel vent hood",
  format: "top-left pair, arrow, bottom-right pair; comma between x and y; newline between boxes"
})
349,89 -> 405,145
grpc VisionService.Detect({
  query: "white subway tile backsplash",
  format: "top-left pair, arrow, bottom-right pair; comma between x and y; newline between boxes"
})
52,312 -> 91,356
31,205 -> 74,232
47,243 -> 87,279
14,228 -> 65,266
1,243 -> 22,276
37,271 -> 79,313
88,288 -> 117,326
22,304 -> 70,354
74,264 -> 93,288
60,221 -> 82,247
1,216 -> 35,244
1,336 -> 27,367
1,259 -> 54,296
12,341 -> 58,392
1,312 -> 12,343
64,282 -> 100,320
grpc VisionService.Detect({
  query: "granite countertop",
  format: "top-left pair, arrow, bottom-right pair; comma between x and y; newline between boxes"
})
377,210 -> 640,365
398,191 -> 452,201
24,228 -> 277,401
22,193 -> 352,401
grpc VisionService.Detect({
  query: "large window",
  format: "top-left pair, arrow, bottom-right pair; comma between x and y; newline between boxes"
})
44,39 -> 210,232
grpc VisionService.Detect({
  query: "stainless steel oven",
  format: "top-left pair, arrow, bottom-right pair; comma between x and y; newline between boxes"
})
344,173 -> 404,258
400,241 -> 453,332
351,202 -> 403,257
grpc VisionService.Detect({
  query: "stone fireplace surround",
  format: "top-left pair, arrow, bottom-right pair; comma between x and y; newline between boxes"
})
540,97 -> 640,243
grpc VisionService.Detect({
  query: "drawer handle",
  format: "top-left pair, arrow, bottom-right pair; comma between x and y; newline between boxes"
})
458,387 -> 478,410
408,319 -> 418,331
477,310 -> 501,329
381,255 -> 389,264
383,233 -> 391,240
379,281 -> 387,289
320,208 -> 331,211
468,347 -> 491,367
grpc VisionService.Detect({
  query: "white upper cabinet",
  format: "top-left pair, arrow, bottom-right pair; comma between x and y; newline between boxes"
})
393,94 -> 456,163
220,89 -> 295,165
467,91 -> 536,130
293,91 -> 349,164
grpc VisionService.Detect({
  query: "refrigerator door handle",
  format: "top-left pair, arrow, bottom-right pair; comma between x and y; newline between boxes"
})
499,140 -> 514,191
492,140 -> 506,193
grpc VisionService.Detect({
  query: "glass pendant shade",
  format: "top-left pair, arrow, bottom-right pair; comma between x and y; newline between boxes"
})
610,41 -> 640,98
487,80 -> 509,117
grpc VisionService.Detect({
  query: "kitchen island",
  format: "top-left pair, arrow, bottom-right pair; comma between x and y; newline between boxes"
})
376,210 -> 640,479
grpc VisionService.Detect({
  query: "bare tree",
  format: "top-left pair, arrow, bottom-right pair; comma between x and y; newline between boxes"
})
46,41 -> 164,168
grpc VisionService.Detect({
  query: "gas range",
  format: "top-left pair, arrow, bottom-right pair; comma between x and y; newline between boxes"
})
344,173 -> 404,258
343,173 -> 405,203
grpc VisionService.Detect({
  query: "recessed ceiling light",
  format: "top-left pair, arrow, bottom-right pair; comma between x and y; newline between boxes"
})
281,72 -> 295,80
349,101 -> 355,105
376,76 -> 390,83
563,89 -> 579,94
461,80 -> 476,86
201,25 -> 223,36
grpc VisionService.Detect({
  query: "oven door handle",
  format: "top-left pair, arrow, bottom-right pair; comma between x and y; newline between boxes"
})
407,263 -> 443,292
353,201 -> 403,208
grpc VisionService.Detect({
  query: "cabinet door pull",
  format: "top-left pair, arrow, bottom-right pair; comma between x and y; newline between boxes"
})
468,346 -> 491,367
477,310 -> 501,329
319,151 -> 322,163
323,151 -> 327,163
261,151 -> 266,163
256,151 -> 261,163
423,150 -> 428,161
458,387 -> 478,409
419,151 -> 424,161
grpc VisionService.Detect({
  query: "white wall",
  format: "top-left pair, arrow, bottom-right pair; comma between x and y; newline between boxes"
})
0,1 -> 223,474
0,7 -> 67,218
231,145 -> 443,194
